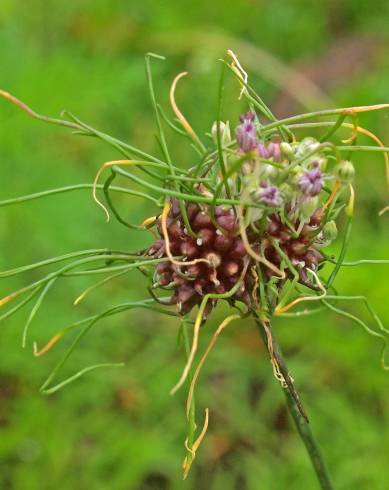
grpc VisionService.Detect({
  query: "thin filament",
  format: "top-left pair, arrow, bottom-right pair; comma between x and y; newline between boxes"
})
275,268 -> 326,314
227,49 -> 248,99
161,202 -> 210,267
93,160 -> 141,221
186,314 -> 241,415
169,72 -> 204,149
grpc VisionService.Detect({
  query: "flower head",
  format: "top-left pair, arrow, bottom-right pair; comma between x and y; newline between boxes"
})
211,120 -> 231,146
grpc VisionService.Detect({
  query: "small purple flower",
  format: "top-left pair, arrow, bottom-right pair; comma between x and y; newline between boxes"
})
257,143 -> 270,159
267,142 -> 281,162
257,141 -> 281,162
236,112 -> 258,152
255,183 -> 283,207
298,168 -> 323,197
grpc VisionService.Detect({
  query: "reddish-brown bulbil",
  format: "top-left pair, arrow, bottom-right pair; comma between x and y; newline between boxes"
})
148,200 -> 324,317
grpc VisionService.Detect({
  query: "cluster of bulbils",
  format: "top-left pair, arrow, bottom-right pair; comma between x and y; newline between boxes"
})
148,112 -> 354,317
148,202 -> 250,317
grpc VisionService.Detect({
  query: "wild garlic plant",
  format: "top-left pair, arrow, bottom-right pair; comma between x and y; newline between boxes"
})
1,51 -> 389,488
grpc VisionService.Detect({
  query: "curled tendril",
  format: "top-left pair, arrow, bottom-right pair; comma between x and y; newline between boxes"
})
161,201 -> 211,268
169,72 -> 206,152
93,160 -> 164,221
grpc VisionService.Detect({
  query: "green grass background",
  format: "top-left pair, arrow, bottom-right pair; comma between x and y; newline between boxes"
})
1,1 -> 389,489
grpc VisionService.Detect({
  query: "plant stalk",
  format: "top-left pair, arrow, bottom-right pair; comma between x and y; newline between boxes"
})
254,316 -> 334,490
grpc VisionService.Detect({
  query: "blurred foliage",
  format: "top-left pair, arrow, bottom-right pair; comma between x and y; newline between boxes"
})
0,1 -> 389,489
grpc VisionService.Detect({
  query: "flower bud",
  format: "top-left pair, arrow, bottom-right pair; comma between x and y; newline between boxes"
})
267,142 -> 282,162
299,196 -> 319,221
280,142 -> 294,159
211,120 -> 231,146
259,162 -> 278,180
295,137 -> 319,158
257,143 -> 270,159
333,160 -> 355,183
322,220 -> 338,241
258,142 -> 281,162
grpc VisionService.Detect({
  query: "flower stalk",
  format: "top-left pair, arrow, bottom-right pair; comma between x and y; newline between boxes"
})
254,315 -> 334,490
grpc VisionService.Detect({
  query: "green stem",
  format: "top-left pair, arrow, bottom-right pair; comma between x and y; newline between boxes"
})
326,215 -> 353,288
254,316 -> 334,490
215,63 -> 233,201
0,184 -> 160,207
263,106 -> 389,133
283,388 -> 334,490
